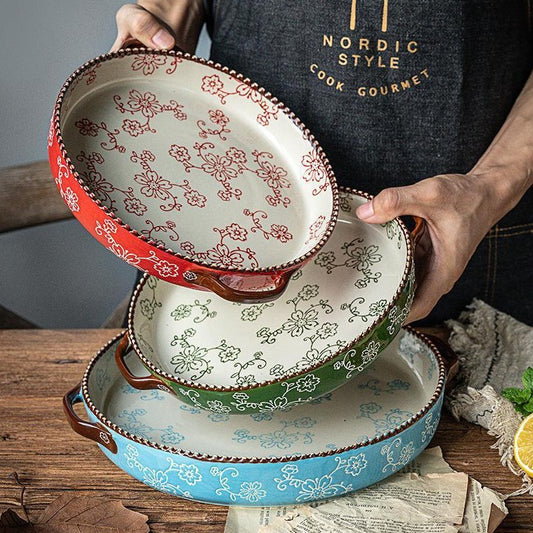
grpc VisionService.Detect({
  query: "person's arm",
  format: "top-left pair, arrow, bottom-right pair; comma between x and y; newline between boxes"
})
111,0 -> 206,53
356,70 -> 533,323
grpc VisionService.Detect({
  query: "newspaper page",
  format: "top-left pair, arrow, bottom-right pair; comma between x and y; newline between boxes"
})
258,472 -> 468,533
224,447 -> 508,533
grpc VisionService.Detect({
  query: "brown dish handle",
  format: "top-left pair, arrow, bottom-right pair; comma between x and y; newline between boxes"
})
425,334 -> 459,389
184,269 -> 294,303
115,333 -> 174,394
410,216 -> 426,248
63,384 -> 117,454
121,37 -> 184,53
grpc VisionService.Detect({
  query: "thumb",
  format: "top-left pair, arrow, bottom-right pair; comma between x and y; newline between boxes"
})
113,4 -> 175,51
356,187 -> 416,223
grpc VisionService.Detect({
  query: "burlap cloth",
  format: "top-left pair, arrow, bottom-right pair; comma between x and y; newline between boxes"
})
445,299 -> 533,497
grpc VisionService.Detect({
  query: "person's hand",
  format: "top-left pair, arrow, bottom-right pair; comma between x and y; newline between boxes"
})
355,173 -> 506,323
111,1 -> 205,53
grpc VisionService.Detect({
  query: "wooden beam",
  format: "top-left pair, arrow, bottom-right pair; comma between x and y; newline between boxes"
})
0,303 -> 39,329
0,160 -> 72,233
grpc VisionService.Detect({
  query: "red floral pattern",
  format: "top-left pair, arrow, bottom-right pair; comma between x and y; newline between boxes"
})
301,150 -> 330,196
130,149 -> 207,213
179,224 -> 259,269
252,150 -> 291,208
197,109 -> 231,140
306,215 -> 326,245
244,209 -> 294,244
75,119 -> 125,152
94,217 -> 181,277
58,53 -> 335,276
131,54 -> 167,75
200,75 -> 279,126
114,89 -> 186,136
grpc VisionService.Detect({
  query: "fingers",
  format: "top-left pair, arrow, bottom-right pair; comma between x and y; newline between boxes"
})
404,233 -> 461,324
356,186 -> 417,223
111,3 -> 175,51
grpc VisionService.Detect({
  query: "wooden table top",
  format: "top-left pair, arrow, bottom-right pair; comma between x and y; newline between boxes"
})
1,329 -> 531,532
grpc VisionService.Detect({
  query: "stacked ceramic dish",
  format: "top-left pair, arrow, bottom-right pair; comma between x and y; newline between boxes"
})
53,47 -> 449,506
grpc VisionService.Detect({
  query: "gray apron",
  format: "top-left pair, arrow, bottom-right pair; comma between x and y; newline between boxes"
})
205,1 -> 533,325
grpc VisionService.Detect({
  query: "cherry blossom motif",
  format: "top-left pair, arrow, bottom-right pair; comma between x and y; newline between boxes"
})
201,152 -> 238,182
76,151 -> 116,208
197,109 -> 231,140
131,149 -> 207,213
305,215 -> 326,245
95,217 -> 180,277
63,187 -> 79,212
206,243 -> 249,268
179,224 -> 259,269
103,219 -> 118,235
135,170 -> 173,201
234,83 -> 262,104
129,90 -> 163,118
170,141 -> 242,202
269,224 -> 293,243
75,119 -> 125,152
114,89 -> 187,136
131,54 -> 167,75
169,144 -> 191,163
130,53 -> 183,75
154,259 -> 180,278
252,150 -> 291,208
124,196 -> 147,216
200,75 -> 279,126
301,150 -> 330,196
68,63 -> 101,94
75,118 -> 99,136
169,141 -> 293,207
76,151 -> 146,216
83,63 -> 101,85
54,156 -> 69,188
226,147 -> 247,164
243,209 -> 294,244
225,223 -> 248,241
122,119 -> 144,137
184,188 -> 207,208
201,74 -> 224,95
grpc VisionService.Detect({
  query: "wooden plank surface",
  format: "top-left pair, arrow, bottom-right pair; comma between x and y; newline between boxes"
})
0,329 -> 531,532
0,160 -> 72,233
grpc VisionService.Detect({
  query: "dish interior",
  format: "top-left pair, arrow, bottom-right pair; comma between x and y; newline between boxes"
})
88,330 -> 438,459
131,191 -> 409,387
60,53 -> 333,267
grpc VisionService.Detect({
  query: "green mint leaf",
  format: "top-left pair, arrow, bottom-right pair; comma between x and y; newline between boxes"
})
516,404 -> 532,417
502,387 -> 532,405
521,367 -> 533,391
521,397 -> 533,417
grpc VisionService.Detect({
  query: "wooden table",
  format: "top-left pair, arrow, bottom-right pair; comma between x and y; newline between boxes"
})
1,329 -> 531,531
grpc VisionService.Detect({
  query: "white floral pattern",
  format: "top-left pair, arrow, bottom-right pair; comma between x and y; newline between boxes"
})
274,454 -> 367,502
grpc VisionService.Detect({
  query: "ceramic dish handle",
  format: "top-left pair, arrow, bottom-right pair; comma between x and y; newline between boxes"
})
63,384 -> 118,454
115,333 -> 175,394
184,269 -> 294,303
411,216 -> 426,248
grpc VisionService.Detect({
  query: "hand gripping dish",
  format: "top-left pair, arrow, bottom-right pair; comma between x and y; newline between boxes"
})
64,328 -> 447,506
48,47 -> 338,302
117,189 -> 420,414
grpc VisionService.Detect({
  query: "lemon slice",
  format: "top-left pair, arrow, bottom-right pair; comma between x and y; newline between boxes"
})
514,413 -> 533,476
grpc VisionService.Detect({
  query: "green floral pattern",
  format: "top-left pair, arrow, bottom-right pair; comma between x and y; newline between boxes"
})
130,191 -> 414,413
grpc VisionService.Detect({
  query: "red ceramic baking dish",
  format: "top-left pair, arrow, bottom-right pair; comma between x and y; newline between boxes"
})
48,47 -> 338,302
